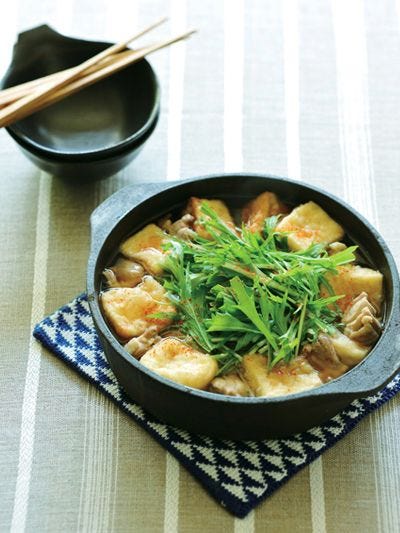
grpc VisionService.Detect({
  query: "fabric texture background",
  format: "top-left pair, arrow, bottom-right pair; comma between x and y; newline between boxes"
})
1,0 -> 400,531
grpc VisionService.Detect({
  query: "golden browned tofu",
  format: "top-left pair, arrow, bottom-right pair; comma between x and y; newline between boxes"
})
276,201 -> 344,251
329,330 -> 369,367
185,197 -> 235,239
242,191 -> 289,233
323,264 -> 384,312
242,354 -> 322,397
130,249 -> 166,276
101,276 -> 175,339
120,224 -> 167,256
119,224 -> 169,276
140,338 -> 218,389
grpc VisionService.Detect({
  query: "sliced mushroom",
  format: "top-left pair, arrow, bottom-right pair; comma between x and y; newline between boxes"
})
343,292 -> 381,345
124,325 -> 161,359
303,333 -> 348,381
208,373 -> 253,397
103,257 -> 144,288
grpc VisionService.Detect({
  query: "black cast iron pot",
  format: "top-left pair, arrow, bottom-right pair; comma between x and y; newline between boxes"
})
87,174 -> 400,440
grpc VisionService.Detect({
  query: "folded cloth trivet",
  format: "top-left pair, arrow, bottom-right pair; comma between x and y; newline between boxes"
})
33,294 -> 400,518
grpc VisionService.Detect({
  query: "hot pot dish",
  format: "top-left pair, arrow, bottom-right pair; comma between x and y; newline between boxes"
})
88,175 -> 400,439
100,191 -> 384,399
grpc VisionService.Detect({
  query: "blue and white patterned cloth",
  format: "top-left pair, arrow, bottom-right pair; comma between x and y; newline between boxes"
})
33,294 -> 400,518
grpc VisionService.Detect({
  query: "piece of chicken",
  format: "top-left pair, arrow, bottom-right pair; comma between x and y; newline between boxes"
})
322,264 -> 384,312
124,325 -> 161,358
119,224 -> 169,276
242,354 -> 323,397
329,330 -> 369,367
101,276 -> 175,338
242,191 -> 289,233
302,333 -> 348,381
103,257 -> 144,288
276,201 -> 344,251
343,292 -> 381,345
140,338 -> 218,389
208,372 -> 253,396
160,213 -> 196,240
185,197 -> 235,239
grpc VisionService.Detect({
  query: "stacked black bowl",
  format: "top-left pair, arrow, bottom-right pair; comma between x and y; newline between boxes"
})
1,25 -> 160,180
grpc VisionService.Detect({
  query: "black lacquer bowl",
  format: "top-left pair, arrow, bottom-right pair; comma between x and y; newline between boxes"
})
87,174 -> 400,440
1,25 -> 160,180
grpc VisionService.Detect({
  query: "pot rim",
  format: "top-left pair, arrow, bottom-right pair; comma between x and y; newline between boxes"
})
87,173 -> 400,405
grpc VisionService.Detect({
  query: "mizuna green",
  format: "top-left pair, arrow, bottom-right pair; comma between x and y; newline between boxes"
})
160,203 -> 357,374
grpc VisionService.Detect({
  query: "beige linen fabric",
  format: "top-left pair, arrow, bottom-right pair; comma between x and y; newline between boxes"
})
1,0 -> 399,531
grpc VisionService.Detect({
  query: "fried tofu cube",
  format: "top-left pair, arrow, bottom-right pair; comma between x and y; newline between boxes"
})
330,330 -> 369,367
140,338 -> 218,389
185,197 -> 235,239
323,264 -> 384,312
242,191 -> 289,233
119,224 -> 169,276
276,201 -> 344,251
101,276 -> 175,338
130,249 -> 166,276
120,224 -> 167,256
242,354 -> 322,397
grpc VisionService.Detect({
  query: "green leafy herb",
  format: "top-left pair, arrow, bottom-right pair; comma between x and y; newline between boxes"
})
161,202 -> 356,373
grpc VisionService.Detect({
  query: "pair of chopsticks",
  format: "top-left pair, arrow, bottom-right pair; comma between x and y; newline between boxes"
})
0,17 -> 195,128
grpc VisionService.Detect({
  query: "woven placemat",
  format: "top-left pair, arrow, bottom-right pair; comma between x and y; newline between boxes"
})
33,294 -> 400,518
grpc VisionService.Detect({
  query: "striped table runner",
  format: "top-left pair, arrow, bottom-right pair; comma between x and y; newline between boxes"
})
2,0 -> 400,531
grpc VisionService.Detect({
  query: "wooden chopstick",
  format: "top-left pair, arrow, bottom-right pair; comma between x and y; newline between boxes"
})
0,16 -> 168,128
3,29 -> 196,122
0,50 -> 138,107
